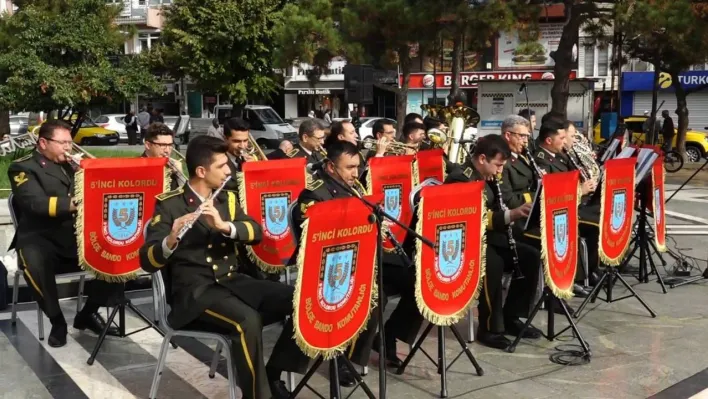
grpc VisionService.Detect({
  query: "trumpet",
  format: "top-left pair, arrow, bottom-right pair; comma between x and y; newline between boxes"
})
176,176 -> 232,241
240,133 -> 268,161
317,145 -> 327,158
64,142 -> 96,169
358,138 -> 417,156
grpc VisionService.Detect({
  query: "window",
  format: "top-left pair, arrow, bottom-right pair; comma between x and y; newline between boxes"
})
137,33 -> 160,52
597,46 -> 609,76
691,63 -> 707,71
584,45 -> 595,76
583,44 -> 610,77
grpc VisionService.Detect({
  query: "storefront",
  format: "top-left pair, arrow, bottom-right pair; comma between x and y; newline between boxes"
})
283,86 -> 346,119
621,71 -> 708,130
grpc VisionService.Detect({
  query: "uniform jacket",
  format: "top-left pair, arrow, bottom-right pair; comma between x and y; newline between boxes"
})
444,162 -> 513,248
140,185 -> 263,329
7,151 -> 76,253
501,153 -> 538,210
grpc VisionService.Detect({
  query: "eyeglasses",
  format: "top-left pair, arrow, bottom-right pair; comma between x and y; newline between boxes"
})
507,131 -> 531,139
45,138 -> 74,146
147,141 -> 174,149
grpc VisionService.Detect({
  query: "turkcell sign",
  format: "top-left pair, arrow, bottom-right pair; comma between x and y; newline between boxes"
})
623,71 -> 708,91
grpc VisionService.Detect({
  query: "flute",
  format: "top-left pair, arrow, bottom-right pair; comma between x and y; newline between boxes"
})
176,176 -> 232,241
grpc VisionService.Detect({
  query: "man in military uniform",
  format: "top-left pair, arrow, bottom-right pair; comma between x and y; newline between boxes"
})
8,120 -> 121,347
141,122 -> 184,191
220,117 -> 257,191
140,136 -> 309,399
267,118 -> 326,163
292,140 -> 419,381
445,135 -> 541,350
323,120 -> 391,179
399,122 -> 425,154
532,120 -> 601,290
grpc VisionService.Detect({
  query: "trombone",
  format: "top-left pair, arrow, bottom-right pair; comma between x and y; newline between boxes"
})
241,133 -> 268,161
168,149 -> 188,186
358,138 -> 418,156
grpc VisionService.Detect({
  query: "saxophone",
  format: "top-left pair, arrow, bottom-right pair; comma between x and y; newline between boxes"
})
491,177 -> 524,280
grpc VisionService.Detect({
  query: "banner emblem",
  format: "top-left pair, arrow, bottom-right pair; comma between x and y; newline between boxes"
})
320,244 -> 357,310
384,185 -> 402,220
553,210 -> 569,260
104,194 -> 143,245
611,189 -> 626,233
263,193 -> 290,239
436,225 -> 465,282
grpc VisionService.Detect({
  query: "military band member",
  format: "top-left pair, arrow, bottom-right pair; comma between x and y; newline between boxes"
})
399,122 -> 425,154
8,120 -> 121,347
141,122 -> 183,191
292,141 -> 421,379
532,121 -> 601,288
221,117 -> 253,191
324,120 -> 390,178
140,136 -> 309,399
445,135 -> 542,350
267,118 -> 326,163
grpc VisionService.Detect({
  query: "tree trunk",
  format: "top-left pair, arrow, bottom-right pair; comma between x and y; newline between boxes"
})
448,32 -> 463,103
671,70 -> 689,161
550,3 -> 582,119
396,48 -> 411,131
0,109 -> 10,140
648,65 -> 660,145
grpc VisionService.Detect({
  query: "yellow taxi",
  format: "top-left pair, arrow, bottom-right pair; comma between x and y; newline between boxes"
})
593,115 -> 708,162
29,116 -> 120,146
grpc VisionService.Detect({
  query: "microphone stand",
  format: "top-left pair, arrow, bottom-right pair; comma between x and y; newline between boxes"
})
320,171 -> 434,399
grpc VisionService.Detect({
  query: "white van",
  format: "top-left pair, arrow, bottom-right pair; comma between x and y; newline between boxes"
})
215,104 -> 297,149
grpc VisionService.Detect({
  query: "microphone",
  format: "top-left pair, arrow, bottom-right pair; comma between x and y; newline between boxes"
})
518,82 -> 527,94
453,137 -> 477,145
306,159 -> 327,173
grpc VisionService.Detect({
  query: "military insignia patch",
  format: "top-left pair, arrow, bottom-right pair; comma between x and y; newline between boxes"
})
286,148 -> 300,158
156,188 -> 183,201
537,152 -> 545,159
610,189 -> 627,233
306,179 -> 323,191
13,172 -> 28,187
102,193 -> 144,246
553,209 -> 569,260
318,243 -> 358,311
463,167 -> 473,178
301,200 -> 314,215
261,192 -> 290,240
435,223 -> 466,283
12,154 -> 32,163
150,214 -> 161,227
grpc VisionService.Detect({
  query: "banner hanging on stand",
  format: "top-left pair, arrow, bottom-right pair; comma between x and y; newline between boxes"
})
599,157 -> 637,266
415,149 -> 446,183
649,157 -> 666,252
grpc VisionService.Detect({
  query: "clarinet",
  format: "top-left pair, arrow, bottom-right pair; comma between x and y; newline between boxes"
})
491,178 -> 524,280
522,146 -> 545,182
564,148 -> 590,182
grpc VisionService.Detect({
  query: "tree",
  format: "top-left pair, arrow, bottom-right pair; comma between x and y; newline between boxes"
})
153,0 -> 282,104
275,0 -> 443,127
0,0 -> 160,135
617,0 -> 708,158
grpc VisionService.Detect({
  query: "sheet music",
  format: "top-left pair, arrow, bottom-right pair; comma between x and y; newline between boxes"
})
636,148 -> 654,168
636,153 -> 659,183
600,139 -> 620,163
616,147 -> 636,159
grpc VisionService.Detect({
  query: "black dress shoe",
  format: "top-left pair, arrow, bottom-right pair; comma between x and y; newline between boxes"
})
372,333 -> 403,368
48,323 -> 68,348
573,284 -> 590,298
477,330 -> 511,350
336,358 -> 357,387
269,380 -> 290,399
505,319 -> 542,339
73,312 -> 120,336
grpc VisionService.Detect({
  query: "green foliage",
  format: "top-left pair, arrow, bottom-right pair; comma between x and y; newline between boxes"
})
154,0 -> 282,103
0,0 -> 161,112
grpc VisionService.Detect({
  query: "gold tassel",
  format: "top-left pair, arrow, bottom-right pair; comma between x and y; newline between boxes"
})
74,169 -> 137,283
291,213 -> 378,360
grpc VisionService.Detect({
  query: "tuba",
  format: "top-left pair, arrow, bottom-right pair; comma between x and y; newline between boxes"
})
421,103 -> 480,164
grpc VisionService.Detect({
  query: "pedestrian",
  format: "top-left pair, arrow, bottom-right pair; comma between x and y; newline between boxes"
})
124,110 -> 139,145
137,107 -> 151,143
661,110 -> 675,151
206,118 -> 224,140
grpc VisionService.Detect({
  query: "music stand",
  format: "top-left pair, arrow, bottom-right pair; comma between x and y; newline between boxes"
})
573,156 -> 660,319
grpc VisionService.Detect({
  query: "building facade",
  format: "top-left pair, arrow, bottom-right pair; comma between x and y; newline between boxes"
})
282,60 -> 347,119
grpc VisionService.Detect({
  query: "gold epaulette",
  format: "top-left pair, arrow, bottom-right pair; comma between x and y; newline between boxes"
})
463,167 -> 473,178
12,154 -> 32,163
536,151 -> 545,160
286,148 -> 300,158
306,179 -> 323,191
156,187 -> 184,201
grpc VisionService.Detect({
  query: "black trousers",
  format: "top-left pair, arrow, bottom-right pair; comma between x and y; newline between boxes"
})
17,237 -> 124,322
126,128 -> 138,145
382,265 -> 424,346
192,281 -> 309,399
479,242 -> 540,334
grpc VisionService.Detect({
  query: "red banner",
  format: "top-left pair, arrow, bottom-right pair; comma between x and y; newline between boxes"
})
540,171 -> 580,299
75,158 -> 169,281
649,157 -> 666,252
599,157 -> 637,266
415,182 -> 485,325
366,155 -> 416,252
293,196 -> 378,359
416,149 -> 446,183
238,159 -> 307,272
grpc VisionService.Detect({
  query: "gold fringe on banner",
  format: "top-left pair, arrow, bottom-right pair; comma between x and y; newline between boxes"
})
653,165 -> 667,252
291,216 -> 378,360
74,168 -> 139,283
538,183 -> 579,301
236,171 -> 286,273
163,165 -> 172,193
413,192 -> 487,327
598,171 -> 636,266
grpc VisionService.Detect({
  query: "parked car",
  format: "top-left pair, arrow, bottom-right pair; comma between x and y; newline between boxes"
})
593,115 -> 708,162
357,117 -> 397,140
94,114 -> 128,141
9,116 -> 28,136
29,116 -> 119,146
215,105 -> 296,149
